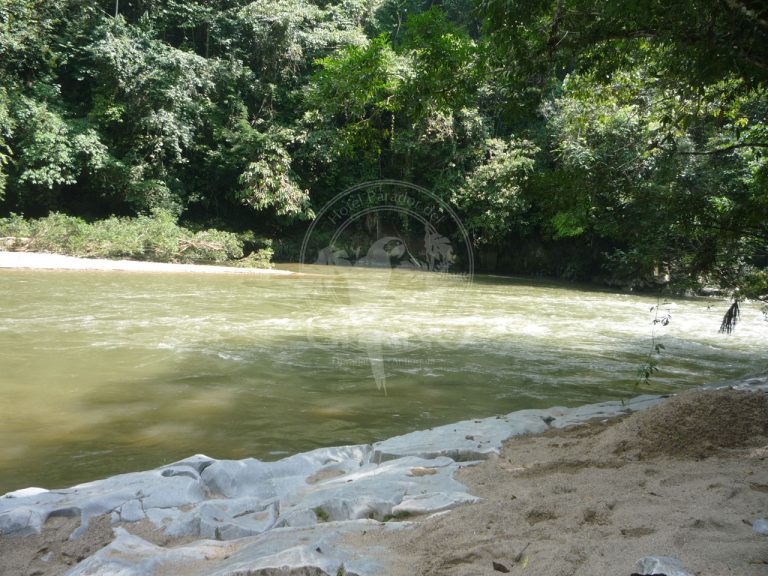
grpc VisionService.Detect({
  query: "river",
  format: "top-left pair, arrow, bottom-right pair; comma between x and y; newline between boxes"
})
0,265 -> 765,493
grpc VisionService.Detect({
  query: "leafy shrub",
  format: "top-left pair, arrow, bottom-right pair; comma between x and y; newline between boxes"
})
0,211 -> 253,264
180,228 -> 246,263
234,239 -> 274,269
21,212 -> 90,255
0,213 -> 32,247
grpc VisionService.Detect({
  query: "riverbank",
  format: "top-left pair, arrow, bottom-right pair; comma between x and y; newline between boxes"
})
1,375 -> 767,576
358,385 -> 768,576
0,251 -> 294,275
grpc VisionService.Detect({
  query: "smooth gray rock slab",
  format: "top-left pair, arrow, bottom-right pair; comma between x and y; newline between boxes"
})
63,528 -> 230,576
0,467 -> 209,539
205,520 -> 405,576
372,411 -> 549,462
633,556 -> 692,576
64,520 -> 404,576
277,455 -> 475,524
0,505 -> 46,537
548,394 -> 665,428
200,445 -> 370,499
197,496 -> 280,540
753,518 -> 768,535
0,450 -> 471,543
371,393 -> 666,463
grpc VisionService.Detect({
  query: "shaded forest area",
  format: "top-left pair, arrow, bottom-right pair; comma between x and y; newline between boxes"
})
0,0 -> 766,297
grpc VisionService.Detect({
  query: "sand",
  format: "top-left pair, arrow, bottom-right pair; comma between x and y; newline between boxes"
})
351,388 -> 768,575
0,515 -> 113,576
2,388 -> 767,575
0,251 -> 295,275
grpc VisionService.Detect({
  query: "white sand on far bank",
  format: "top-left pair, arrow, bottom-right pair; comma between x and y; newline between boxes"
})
0,251 -> 294,275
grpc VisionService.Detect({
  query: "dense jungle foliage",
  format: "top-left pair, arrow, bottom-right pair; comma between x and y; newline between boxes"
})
0,0 -> 766,305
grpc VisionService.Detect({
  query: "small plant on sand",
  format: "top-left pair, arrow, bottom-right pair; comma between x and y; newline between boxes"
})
383,510 -> 412,522
637,298 -> 671,385
313,507 -> 329,522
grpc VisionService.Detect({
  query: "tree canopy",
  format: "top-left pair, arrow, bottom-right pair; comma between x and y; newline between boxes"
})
0,0 -> 766,310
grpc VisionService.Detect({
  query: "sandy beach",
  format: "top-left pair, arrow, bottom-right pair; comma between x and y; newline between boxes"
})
1,387 -> 767,575
0,251 -> 294,275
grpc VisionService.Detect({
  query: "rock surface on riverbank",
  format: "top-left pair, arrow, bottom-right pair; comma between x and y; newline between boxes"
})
1,374 -> 767,575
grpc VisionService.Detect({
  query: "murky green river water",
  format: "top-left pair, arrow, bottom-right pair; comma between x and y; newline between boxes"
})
0,265 -> 765,493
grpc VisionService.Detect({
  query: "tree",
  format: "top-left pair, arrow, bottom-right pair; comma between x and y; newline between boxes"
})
452,137 -> 538,244
474,0 -> 767,329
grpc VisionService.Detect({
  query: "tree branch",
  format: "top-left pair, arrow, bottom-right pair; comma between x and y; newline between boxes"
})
721,0 -> 768,31
674,142 -> 768,155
